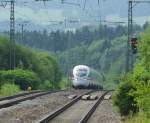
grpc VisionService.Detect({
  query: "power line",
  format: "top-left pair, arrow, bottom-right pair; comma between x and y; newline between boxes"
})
126,0 -> 150,73
18,21 -> 29,44
1,0 -> 15,70
0,0 -> 30,69
35,0 -> 80,6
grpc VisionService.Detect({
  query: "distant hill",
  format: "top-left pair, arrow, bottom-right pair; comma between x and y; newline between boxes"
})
58,36 -> 127,89
0,0 -> 150,31
1,24 -> 144,89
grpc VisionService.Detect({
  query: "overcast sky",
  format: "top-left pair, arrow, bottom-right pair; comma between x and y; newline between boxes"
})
0,0 -> 150,31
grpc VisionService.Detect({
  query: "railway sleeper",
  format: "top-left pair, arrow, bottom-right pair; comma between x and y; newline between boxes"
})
68,94 -> 77,99
81,95 -> 98,100
104,94 -> 112,100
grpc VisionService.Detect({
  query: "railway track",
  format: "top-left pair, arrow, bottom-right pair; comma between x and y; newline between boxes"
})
0,90 -> 63,109
79,91 -> 109,123
38,90 -> 109,123
0,90 -> 44,101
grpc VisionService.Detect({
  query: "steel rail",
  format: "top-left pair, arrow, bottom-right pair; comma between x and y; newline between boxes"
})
0,90 -> 63,109
0,90 -> 44,101
38,90 -> 94,123
78,91 -> 110,123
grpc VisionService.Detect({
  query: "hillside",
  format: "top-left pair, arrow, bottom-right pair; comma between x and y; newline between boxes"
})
13,24 -> 143,89
113,25 -> 150,122
58,36 -> 127,89
1,24 -> 143,89
0,36 -> 62,95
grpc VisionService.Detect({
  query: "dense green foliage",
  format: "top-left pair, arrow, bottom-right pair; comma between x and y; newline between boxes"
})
0,36 -> 62,90
113,25 -> 150,119
0,83 -> 21,96
58,36 -> 127,89
1,24 -> 143,90
113,78 -> 137,116
124,112 -> 150,123
59,78 -> 72,89
15,25 -> 130,52
0,69 -> 39,90
13,24 -> 142,89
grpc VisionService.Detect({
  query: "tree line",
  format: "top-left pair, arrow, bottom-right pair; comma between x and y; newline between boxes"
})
13,24 -> 142,52
113,24 -> 150,122
0,36 -> 62,93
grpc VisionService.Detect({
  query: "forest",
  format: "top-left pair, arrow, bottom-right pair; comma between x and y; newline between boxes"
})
0,36 -> 62,95
12,24 -> 143,89
113,25 -> 150,122
14,22 -> 150,121
0,21 -> 150,122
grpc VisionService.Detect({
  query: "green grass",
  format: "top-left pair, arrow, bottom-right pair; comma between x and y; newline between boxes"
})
124,113 -> 150,123
59,78 -> 72,89
0,83 -> 21,96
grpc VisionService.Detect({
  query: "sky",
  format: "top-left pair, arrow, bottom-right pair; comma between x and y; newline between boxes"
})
0,0 -> 150,31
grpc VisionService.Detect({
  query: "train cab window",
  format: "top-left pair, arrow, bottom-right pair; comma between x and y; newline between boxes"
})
79,72 -> 87,77
76,69 -> 87,77
76,72 -> 87,77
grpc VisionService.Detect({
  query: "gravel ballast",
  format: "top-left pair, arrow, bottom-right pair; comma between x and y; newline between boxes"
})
87,99 -> 121,123
0,89 -> 86,123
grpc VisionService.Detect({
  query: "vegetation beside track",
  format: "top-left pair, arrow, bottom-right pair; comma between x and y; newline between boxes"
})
0,36 -> 62,96
113,25 -> 150,122
0,83 -> 20,96
11,24 -> 143,90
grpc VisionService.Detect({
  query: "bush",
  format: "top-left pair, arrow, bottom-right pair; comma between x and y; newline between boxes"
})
36,52 -> 62,83
0,83 -> 21,96
124,112 -> 150,123
0,37 -> 62,90
0,69 -> 40,90
113,65 -> 150,117
38,80 -> 61,90
113,77 -> 138,116
113,25 -> 150,118
38,80 -> 53,90
59,78 -> 72,89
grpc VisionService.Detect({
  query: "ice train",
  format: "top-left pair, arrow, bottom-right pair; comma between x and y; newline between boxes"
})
72,65 -> 103,89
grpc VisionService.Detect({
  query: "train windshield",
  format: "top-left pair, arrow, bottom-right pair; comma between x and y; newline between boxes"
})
76,69 -> 88,77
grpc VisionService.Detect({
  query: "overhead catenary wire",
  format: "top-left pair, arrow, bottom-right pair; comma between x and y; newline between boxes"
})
0,0 -> 31,70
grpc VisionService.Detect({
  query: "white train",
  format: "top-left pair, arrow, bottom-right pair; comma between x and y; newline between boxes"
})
72,65 -> 103,89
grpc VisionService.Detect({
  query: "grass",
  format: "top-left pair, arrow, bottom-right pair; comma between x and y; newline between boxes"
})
59,78 -> 72,89
0,83 -> 21,96
123,112 -> 150,123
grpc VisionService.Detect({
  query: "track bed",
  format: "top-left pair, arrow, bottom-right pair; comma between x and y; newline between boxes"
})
45,91 -> 104,123
0,89 -> 88,123
87,92 -> 121,123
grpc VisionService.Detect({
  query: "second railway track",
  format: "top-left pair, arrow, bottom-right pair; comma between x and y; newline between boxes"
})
0,90 -> 63,109
0,90 -> 44,101
38,90 -> 109,123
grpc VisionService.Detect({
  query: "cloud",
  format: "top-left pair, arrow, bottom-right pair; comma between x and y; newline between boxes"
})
0,6 -> 65,25
105,14 -> 150,25
64,28 -> 76,32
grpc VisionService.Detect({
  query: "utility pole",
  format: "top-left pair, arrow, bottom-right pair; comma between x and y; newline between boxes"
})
35,0 -> 80,6
18,23 -> 28,43
10,0 -> 15,70
126,0 -> 133,73
126,0 -> 150,73
0,0 -> 15,69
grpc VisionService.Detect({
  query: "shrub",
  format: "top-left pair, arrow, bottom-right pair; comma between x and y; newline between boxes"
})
0,37 -> 62,90
113,77 -> 138,116
59,78 -> 71,89
113,66 -> 150,117
0,83 -> 21,96
0,69 -> 40,90
38,80 -> 53,90
36,52 -> 62,83
124,112 -> 150,123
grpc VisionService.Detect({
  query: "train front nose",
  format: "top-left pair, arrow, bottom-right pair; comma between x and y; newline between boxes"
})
73,78 -> 89,87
